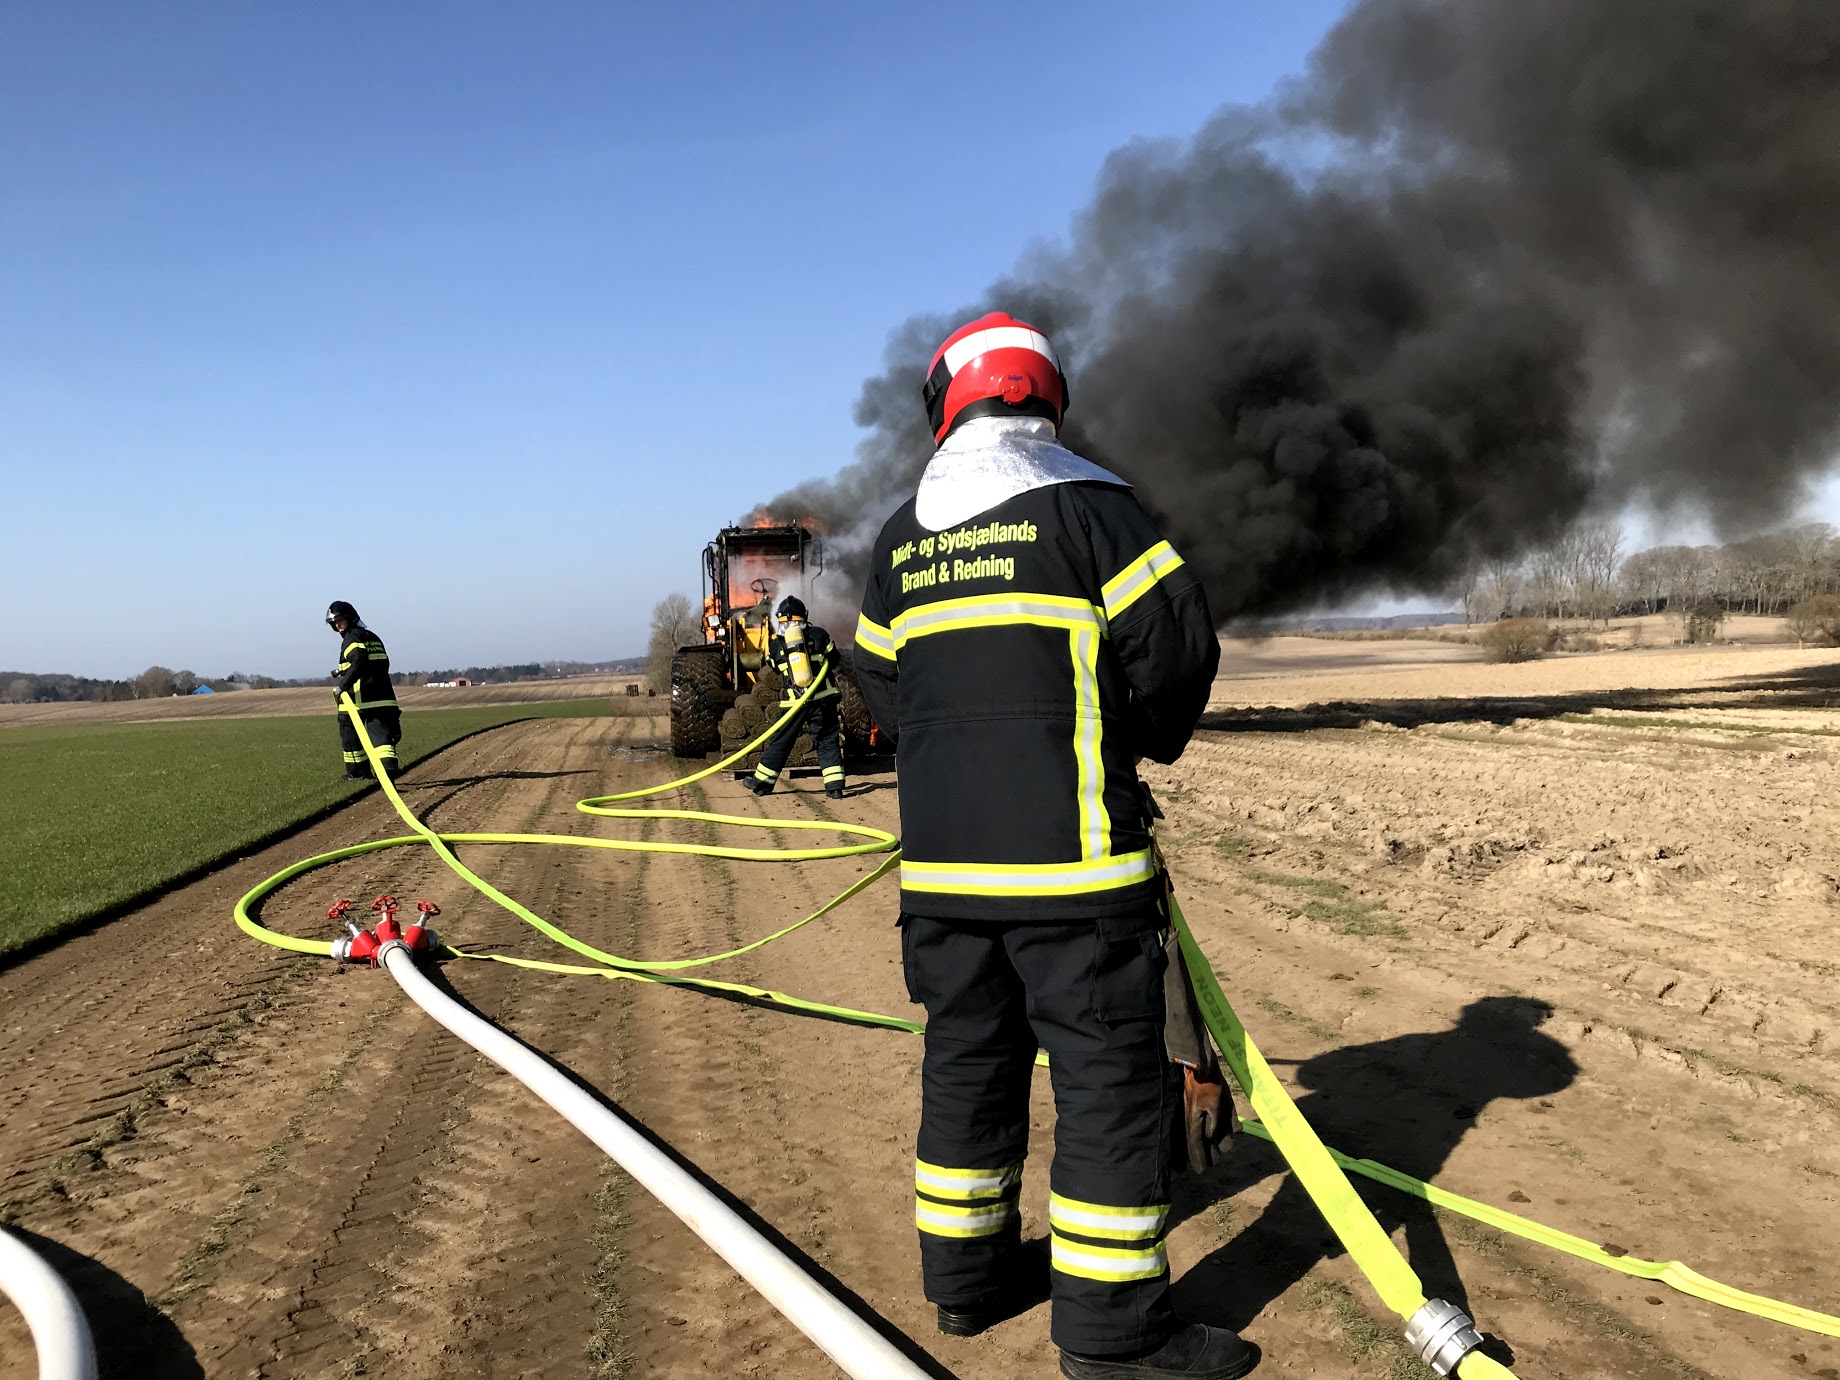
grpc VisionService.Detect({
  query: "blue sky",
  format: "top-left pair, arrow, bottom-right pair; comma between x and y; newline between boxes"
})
10,4 -> 1827,679
3,2 -> 1361,679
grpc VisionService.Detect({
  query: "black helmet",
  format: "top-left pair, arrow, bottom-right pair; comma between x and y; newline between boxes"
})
776,596 -> 808,621
326,600 -> 360,628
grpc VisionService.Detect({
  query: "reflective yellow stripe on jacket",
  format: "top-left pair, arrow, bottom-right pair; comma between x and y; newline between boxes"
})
867,592 -> 1146,895
889,594 -> 1115,869
901,850 -> 1156,897
853,613 -> 896,662
1100,540 -> 1184,621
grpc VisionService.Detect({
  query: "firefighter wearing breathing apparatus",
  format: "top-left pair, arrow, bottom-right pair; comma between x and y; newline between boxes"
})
853,315 -> 1251,1378
326,600 -> 402,782
744,595 -> 847,799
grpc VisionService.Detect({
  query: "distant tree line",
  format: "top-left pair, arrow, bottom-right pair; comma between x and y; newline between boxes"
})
3,655 -> 647,705
1454,521 -> 1840,642
0,668 -> 299,704
394,657 -> 643,686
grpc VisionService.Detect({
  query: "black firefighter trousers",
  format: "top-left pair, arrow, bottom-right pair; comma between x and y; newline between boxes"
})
901,906 -> 1177,1356
338,706 -> 401,779
753,697 -> 845,792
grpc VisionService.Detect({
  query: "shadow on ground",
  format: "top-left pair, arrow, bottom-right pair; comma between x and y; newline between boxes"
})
408,769 -> 596,788
1168,998 -> 1577,1332
1200,657 -> 1840,735
5,1226 -> 202,1379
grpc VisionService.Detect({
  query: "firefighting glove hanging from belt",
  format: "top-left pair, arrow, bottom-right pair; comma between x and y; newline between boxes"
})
1140,780 -> 1237,1174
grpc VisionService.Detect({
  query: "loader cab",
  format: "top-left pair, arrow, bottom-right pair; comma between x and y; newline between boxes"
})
703,524 -> 814,689
666,521 -> 878,762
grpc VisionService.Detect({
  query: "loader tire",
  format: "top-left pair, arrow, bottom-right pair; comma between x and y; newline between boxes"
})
833,650 -> 877,756
669,646 -> 727,759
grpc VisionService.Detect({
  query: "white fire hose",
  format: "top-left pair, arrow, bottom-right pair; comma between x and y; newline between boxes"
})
0,1227 -> 98,1380
379,940 -> 931,1380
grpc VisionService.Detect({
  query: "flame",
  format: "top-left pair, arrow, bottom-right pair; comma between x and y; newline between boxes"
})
743,507 -> 826,533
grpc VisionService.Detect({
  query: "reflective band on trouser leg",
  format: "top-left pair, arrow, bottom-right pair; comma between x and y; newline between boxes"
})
1049,1192 -> 1168,1243
343,751 -> 365,765
915,1158 -> 1022,1201
916,1197 -> 1017,1239
753,764 -> 777,783
1050,1192 -> 1169,1283
1050,1236 -> 1168,1283
915,1161 -> 1022,1239
822,766 -> 845,783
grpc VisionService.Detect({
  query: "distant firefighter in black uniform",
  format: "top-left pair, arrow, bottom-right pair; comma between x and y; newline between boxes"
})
326,601 -> 401,782
744,595 -> 847,800
853,315 -> 1247,1378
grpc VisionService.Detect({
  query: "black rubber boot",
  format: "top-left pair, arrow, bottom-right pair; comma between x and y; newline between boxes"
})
934,1283 -> 1038,1337
825,784 -> 847,800
1060,1324 -> 1260,1380
744,778 -> 774,796
936,1299 -> 1003,1337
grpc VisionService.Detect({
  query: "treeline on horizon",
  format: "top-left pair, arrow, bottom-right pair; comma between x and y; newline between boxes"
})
1451,520 -> 1840,627
1,657 -> 646,705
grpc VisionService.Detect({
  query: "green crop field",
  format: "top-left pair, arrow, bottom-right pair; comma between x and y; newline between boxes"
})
0,699 -> 615,959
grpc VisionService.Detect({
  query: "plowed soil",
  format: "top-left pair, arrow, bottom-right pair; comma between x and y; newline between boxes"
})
3,641 -> 1837,1380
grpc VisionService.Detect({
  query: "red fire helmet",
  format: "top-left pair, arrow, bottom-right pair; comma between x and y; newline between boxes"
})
922,311 -> 1068,444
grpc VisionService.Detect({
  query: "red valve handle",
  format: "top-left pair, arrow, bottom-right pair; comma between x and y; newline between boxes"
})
327,899 -> 353,920
415,900 -> 441,917
371,894 -> 399,914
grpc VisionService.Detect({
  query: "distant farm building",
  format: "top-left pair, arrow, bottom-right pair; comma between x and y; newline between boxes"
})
191,685 -> 215,694
424,677 -> 472,688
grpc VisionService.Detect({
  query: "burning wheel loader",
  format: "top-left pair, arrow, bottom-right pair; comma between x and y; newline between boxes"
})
668,522 -> 877,761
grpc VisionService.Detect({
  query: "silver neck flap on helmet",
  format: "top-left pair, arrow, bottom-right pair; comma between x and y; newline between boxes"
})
913,416 -> 1128,533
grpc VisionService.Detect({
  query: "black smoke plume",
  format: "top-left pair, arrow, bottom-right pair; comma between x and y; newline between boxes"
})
770,0 -> 1840,619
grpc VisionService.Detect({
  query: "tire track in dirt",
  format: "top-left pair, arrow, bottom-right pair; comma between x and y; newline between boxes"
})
14,692 -> 1827,1380
0,715 -> 637,1377
175,715 -> 630,1379
1145,722 -> 1838,1380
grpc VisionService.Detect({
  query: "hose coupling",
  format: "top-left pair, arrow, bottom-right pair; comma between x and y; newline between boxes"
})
332,924 -> 381,964
1404,1299 -> 1483,1376
404,900 -> 441,953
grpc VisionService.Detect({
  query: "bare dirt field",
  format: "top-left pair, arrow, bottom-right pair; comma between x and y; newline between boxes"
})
0,676 -> 648,728
3,640 -> 1837,1380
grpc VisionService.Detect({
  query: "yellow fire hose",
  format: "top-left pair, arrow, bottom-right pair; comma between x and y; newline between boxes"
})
228,673 -> 1840,1371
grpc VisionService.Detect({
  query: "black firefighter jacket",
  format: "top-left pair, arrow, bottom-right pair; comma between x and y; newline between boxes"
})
334,626 -> 399,713
853,479 -> 1218,922
766,624 -> 841,708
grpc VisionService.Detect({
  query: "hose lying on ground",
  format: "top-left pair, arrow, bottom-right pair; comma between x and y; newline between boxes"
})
229,677 -> 1839,1376
374,934 -> 929,1380
0,1227 -> 98,1380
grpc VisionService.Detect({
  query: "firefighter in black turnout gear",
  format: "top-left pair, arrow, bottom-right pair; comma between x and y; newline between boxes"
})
853,315 -> 1254,1379
745,596 -> 847,799
326,601 -> 401,781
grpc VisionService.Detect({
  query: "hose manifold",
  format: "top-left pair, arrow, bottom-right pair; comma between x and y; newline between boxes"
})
1404,1299 -> 1483,1376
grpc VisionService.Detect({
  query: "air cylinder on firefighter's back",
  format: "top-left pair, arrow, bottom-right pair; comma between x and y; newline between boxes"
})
783,620 -> 814,687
